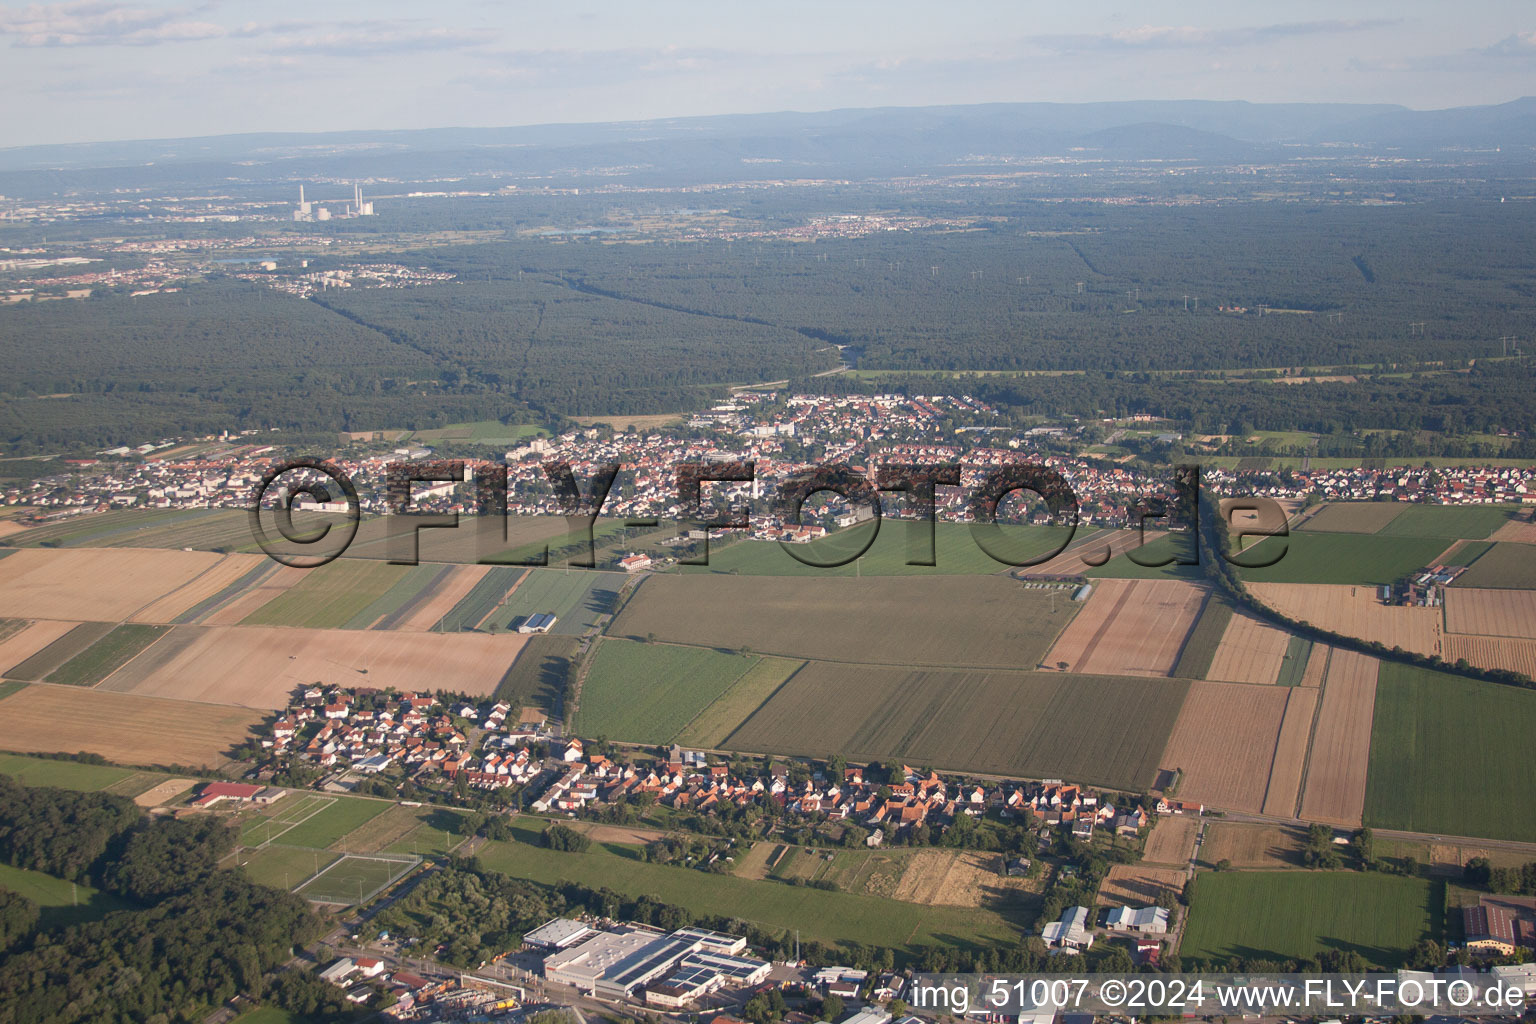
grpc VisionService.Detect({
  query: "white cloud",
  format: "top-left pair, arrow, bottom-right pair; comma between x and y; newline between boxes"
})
0,1 -> 222,46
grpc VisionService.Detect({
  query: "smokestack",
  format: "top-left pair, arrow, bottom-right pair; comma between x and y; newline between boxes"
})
300,185 -> 305,204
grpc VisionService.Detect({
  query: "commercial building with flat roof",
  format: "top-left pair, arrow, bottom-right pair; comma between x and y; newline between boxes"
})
523,917 -> 597,952
543,929 -> 663,992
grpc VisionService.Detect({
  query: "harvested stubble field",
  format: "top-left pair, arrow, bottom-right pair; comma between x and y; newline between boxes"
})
1453,543 -> 1536,588
0,547 -> 228,621
1098,864 -> 1187,906
389,564 -> 489,630
1206,610 -> 1293,684
0,684 -> 262,766
724,662 -> 1188,790
1199,823 -> 1305,870
1142,815 -> 1200,865
1160,682 -> 1290,813
1025,528 -> 1166,578
1365,663 -> 1536,842
574,639 -> 760,743
129,553 -> 269,623
890,850 -> 1031,908
1491,518 -> 1536,544
199,564 -> 306,625
1261,686 -> 1320,818
1443,635 -> 1536,677
96,624 -> 525,708
1444,588 -> 1536,640
1299,643 -> 1330,687
609,574 -> 1078,670
1298,502 -> 1406,534
0,619 -> 80,675
1299,649 -> 1380,827
1043,579 -> 1206,676
1250,583 -> 1442,657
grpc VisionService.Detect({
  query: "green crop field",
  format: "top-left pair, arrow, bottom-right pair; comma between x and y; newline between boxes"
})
1275,637 -> 1314,687
1235,533 -> 1450,586
479,568 -> 624,635
608,574 -> 1080,670
241,559 -> 420,629
1297,503 -> 1407,534
249,797 -> 391,850
1172,598 -> 1230,679
1441,541 -> 1493,568
1365,664 -> 1536,842
435,566 -> 527,631
473,823 -> 1026,956
677,657 -> 804,747
3,622 -> 114,681
0,862 -> 132,929
410,419 -> 546,445
680,522 -> 1085,577
338,563 -> 444,629
1453,543 -> 1536,589
0,680 -> 27,702
724,664 -> 1189,791
0,753 -> 137,790
494,635 -> 578,713
574,639 -> 760,743
44,624 -> 169,686
1181,870 -> 1439,967
1376,505 -> 1518,540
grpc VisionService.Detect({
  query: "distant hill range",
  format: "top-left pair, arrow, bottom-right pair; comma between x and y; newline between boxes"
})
1,97 -> 1533,187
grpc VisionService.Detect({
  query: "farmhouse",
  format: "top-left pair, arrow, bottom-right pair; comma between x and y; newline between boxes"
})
619,553 -> 652,572
1105,905 -> 1170,935
1042,906 -> 1095,950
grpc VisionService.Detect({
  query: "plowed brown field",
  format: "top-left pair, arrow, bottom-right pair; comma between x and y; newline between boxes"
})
1044,579 -> 1206,676
1298,648 -> 1379,826
1160,681 -> 1289,813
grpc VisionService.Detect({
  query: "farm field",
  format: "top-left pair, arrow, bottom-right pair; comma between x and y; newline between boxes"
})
1042,579 -> 1206,677
12,508 -> 256,551
682,523 -> 1084,576
0,685 -> 262,766
0,862 -> 133,929
1025,528 -> 1166,578
1299,649 -> 1380,827
0,752 -> 139,790
725,662 -> 1188,790
0,619 -> 87,677
95,624 -> 525,708
1275,637 -> 1314,688
574,639 -> 760,743
1181,871 -> 1438,967
200,564 -> 307,626
0,547 -> 228,620
478,568 -> 624,635
1098,864 -> 1187,907
1364,664 -> 1536,842
493,634 -> 578,713
1376,504 -> 1518,540
1142,816 -> 1200,865
339,563 -> 447,630
1083,534 -> 1203,582
1160,682 -> 1290,813
240,559 -> 427,629
1299,644 -> 1330,687
434,566 -> 526,631
1249,583 -> 1443,657
888,849 -> 1033,908
1262,686 -> 1320,817
1171,599 -> 1232,679
1236,533 -> 1450,586
131,553 -> 269,623
1443,588 -> 1536,639
44,624 -> 168,686
1453,543 -> 1536,588
1206,610 -> 1292,684
1198,823 -> 1306,870
1443,635 -> 1536,677
1298,502 -> 1406,534
474,824 -> 1024,954
609,574 -> 1079,670
676,657 -> 804,748
4,622 -> 115,680
1491,518 -> 1536,544
386,564 -> 489,631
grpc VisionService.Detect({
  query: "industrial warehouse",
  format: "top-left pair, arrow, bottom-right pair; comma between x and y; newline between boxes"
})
536,921 -> 770,1005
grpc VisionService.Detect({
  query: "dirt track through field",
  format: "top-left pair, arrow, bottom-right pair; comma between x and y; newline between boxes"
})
1298,648 -> 1379,826
1045,579 -> 1206,676
1161,681 -> 1289,813
1250,583 -> 1442,657
1207,610 -> 1292,684
1444,588 -> 1536,639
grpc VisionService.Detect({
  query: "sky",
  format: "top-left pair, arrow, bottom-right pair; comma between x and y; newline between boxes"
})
1,0 -> 1533,148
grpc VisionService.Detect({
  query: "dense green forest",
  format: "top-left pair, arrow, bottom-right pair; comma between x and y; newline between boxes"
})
2,198 -> 1535,452
0,775 -> 330,1024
